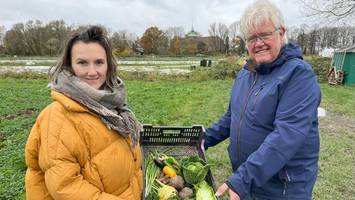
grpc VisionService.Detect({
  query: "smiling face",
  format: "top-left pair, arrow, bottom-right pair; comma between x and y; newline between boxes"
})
246,21 -> 285,65
71,42 -> 108,89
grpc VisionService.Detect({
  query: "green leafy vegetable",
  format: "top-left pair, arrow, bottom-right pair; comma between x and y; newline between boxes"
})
181,156 -> 211,185
144,154 -> 161,198
195,181 -> 217,200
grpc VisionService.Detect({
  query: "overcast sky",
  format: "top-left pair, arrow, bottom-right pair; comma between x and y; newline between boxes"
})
1,0 -> 309,36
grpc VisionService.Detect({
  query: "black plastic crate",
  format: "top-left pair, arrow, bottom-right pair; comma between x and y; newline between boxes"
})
140,124 -> 218,199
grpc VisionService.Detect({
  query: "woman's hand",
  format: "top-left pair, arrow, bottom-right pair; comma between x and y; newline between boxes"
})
215,183 -> 240,200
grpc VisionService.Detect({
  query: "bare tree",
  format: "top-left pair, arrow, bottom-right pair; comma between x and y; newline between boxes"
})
164,26 -> 184,41
110,30 -> 136,54
300,0 -> 355,23
288,24 -> 355,54
0,25 -> 6,55
218,23 -> 229,53
3,23 -> 27,55
229,21 -> 240,41
0,25 -> 5,46
208,22 -> 219,53
208,22 -> 229,53
3,20 -> 73,56
46,20 -> 72,53
228,21 -> 246,55
307,29 -> 320,54
295,24 -> 310,54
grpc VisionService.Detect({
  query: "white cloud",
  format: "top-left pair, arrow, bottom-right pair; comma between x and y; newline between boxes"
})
0,0 -> 306,36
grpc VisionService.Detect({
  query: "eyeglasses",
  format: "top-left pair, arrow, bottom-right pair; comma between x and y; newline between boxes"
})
246,28 -> 280,45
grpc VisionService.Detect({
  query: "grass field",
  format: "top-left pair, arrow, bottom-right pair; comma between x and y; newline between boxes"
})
0,78 -> 354,199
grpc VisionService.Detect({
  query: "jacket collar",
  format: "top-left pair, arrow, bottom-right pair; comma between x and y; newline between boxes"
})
51,90 -> 89,113
244,43 -> 303,75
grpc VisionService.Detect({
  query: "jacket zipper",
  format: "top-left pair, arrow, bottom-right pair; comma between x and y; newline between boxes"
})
283,181 -> 287,195
237,73 -> 258,161
252,85 -> 264,111
283,169 -> 291,196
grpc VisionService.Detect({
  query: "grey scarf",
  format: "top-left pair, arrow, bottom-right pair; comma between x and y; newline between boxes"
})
50,70 -> 141,148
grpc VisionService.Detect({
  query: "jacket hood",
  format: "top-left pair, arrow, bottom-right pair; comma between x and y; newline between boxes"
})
245,42 -> 303,75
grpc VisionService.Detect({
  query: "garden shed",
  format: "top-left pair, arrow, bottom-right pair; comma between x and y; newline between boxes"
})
328,46 -> 355,85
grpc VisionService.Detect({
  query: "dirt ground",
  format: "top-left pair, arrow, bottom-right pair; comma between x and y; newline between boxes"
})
319,111 -> 355,136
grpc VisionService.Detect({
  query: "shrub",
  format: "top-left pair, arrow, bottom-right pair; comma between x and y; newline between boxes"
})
305,55 -> 331,83
190,56 -> 245,80
210,56 -> 245,79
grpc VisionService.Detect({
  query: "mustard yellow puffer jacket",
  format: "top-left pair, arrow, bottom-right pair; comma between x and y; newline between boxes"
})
25,91 -> 143,200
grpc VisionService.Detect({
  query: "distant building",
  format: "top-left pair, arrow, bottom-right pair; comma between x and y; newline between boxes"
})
319,47 -> 335,58
132,45 -> 144,56
330,45 -> 355,85
183,25 -> 226,54
185,25 -> 201,38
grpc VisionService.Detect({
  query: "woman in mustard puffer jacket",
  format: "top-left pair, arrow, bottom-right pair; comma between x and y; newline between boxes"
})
25,26 -> 143,200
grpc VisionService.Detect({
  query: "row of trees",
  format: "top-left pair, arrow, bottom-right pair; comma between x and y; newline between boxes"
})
0,0 -> 354,57
0,20 -> 80,56
289,25 -> 355,54
0,20 -> 244,56
0,20 -> 138,57
140,22 -> 245,55
0,20 -> 354,57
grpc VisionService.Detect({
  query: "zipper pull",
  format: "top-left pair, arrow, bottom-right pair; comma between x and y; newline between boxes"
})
285,169 -> 291,182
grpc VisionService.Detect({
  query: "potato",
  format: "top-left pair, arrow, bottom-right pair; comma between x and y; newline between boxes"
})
168,175 -> 184,190
178,187 -> 194,199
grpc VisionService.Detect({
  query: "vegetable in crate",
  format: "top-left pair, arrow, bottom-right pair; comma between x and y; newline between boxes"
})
178,187 -> 194,199
144,154 -> 161,198
195,181 -> 217,200
155,180 -> 179,200
154,158 -> 177,178
168,175 -> 185,190
181,155 -> 211,184
165,156 -> 181,170
157,153 -> 181,173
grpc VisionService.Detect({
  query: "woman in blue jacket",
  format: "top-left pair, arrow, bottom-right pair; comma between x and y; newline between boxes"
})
203,0 -> 321,199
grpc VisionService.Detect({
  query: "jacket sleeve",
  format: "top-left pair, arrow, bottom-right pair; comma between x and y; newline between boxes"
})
25,123 -> 52,200
204,102 -> 231,149
226,65 -> 321,198
25,110 -> 124,200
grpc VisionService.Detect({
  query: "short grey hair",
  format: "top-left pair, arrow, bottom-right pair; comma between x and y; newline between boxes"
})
240,0 -> 288,44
